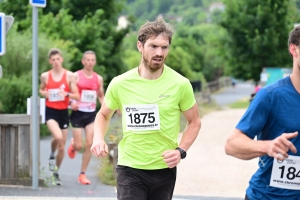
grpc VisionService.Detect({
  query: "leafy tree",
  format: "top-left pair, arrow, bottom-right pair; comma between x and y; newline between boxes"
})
0,73 -> 32,114
175,24 -> 229,81
0,0 -> 28,22
61,0 -> 124,21
153,0 -> 172,15
52,1 -> 130,84
166,45 -> 198,80
220,0 -> 296,81
1,0 -> 130,87
210,9 -> 223,24
124,0 -> 223,30
0,0 -> 63,30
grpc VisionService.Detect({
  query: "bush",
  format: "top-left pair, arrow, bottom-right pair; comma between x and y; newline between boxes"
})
0,74 -> 31,114
40,124 -> 51,138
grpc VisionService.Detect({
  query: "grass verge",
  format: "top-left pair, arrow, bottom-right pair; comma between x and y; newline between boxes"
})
97,158 -> 117,186
228,97 -> 250,109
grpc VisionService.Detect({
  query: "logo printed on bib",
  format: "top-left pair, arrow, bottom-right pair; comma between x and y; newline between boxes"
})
124,104 -> 160,131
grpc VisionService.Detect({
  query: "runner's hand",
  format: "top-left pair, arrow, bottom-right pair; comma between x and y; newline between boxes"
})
90,140 -> 108,158
58,88 -> 66,97
267,131 -> 298,160
70,101 -> 78,111
42,90 -> 49,99
161,150 -> 181,168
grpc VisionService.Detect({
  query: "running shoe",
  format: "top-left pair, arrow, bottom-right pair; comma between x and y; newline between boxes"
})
52,173 -> 62,186
48,156 -> 57,171
68,138 -> 76,159
78,174 -> 91,185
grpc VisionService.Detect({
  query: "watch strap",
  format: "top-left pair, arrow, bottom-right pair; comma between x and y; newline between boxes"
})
176,147 -> 186,159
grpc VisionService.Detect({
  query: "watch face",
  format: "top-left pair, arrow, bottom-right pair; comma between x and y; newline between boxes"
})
181,151 -> 186,159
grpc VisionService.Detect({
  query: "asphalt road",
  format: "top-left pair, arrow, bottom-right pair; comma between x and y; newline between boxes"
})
213,81 -> 253,107
0,81 -> 254,200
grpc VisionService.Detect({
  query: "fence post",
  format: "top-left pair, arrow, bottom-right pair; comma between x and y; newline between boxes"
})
0,114 -> 43,186
108,142 -> 118,178
112,146 -> 118,178
0,115 -> 29,182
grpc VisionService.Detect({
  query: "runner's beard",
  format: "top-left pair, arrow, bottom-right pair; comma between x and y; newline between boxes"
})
143,55 -> 164,72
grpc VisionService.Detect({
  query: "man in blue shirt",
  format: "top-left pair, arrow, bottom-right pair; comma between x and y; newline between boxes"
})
225,26 -> 300,200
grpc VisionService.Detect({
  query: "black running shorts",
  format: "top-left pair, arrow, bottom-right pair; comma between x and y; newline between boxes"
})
45,106 -> 69,129
116,165 -> 176,200
70,110 -> 96,128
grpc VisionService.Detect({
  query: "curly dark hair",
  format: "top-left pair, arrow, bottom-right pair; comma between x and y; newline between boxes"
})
288,25 -> 300,58
137,15 -> 174,46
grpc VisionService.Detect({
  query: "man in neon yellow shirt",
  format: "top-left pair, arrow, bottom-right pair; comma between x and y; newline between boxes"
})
91,16 -> 201,200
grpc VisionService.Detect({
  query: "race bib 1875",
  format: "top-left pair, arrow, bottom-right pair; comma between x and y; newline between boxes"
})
270,155 -> 300,190
124,104 -> 160,131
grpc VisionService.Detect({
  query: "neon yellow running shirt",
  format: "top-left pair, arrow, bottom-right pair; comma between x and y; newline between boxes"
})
105,65 -> 196,169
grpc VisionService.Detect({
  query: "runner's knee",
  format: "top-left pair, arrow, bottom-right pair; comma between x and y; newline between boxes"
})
57,143 -> 65,152
53,135 -> 63,142
74,143 -> 82,151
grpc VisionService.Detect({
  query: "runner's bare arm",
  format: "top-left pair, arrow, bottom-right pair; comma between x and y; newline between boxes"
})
68,71 -> 80,100
69,72 -> 79,109
225,129 -> 298,160
73,71 -> 79,83
178,103 -> 201,152
91,101 -> 115,157
39,72 -> 48,98
97,75 -> 105,105
162,103 -> 201,168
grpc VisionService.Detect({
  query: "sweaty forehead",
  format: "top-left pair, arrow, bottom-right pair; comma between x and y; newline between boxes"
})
145,34 -> 170,46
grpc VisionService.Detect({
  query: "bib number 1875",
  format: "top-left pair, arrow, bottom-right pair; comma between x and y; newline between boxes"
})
124,104 -> 160,131
128,112 -> 155,124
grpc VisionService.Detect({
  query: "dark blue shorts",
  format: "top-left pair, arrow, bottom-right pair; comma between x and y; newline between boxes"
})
116,165 -> 176,200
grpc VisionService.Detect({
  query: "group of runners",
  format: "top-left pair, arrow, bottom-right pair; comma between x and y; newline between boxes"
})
39,49 -> 104,185
39,16 -> 300,200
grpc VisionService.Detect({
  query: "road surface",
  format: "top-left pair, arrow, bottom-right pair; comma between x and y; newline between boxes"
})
0,82 -> 255,200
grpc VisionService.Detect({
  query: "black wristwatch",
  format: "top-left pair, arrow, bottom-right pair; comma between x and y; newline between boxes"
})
176,147 -> 186,159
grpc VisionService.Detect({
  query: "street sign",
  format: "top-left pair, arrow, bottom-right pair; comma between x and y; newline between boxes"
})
0,13 -> 5,56
5,16 -> 14,34
30,0 -> 46,8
